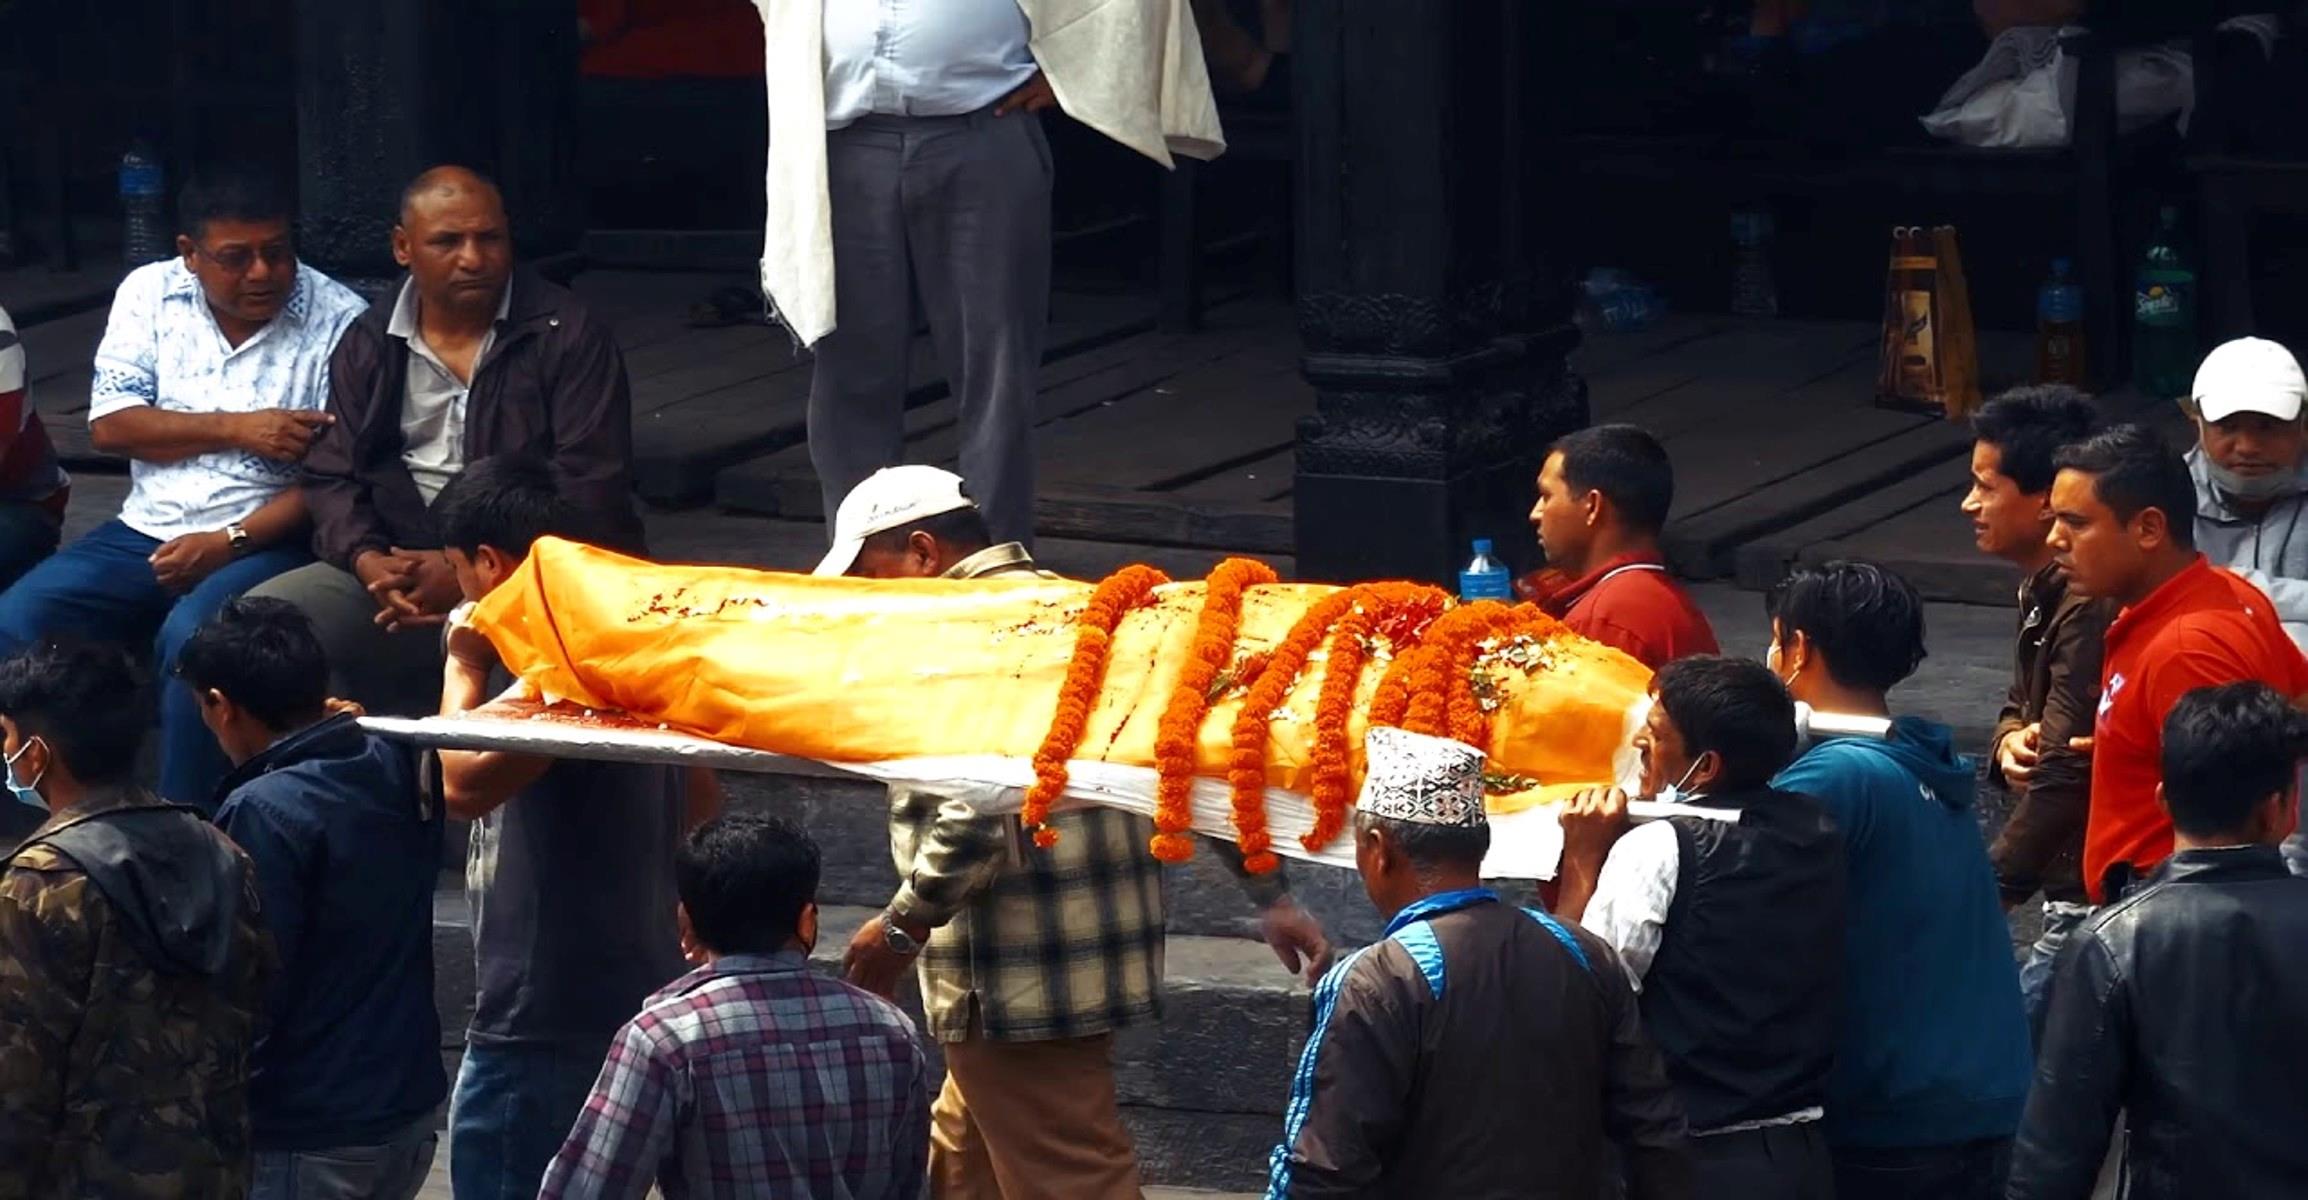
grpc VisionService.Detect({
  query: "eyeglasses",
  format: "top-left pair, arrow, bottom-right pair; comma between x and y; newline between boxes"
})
197,241 -> 295,275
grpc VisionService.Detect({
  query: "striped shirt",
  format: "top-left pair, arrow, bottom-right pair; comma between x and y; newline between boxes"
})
539,951 -> 929,1200
0,304 -> 66,512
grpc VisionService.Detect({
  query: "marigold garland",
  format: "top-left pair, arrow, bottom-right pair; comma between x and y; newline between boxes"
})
1301,595 -> 1380,852
1301,582 -> 1450,853
1022,563 -> 1170,846
1149,557 -> 1278,862
1226,588 -> 1363,872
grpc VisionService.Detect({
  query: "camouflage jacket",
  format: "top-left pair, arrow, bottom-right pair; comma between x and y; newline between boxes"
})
0,789 -> 275,1199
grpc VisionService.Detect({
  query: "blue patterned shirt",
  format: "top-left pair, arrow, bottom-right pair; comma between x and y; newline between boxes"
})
539,951 -> 930,1200
89,259 -> 367,540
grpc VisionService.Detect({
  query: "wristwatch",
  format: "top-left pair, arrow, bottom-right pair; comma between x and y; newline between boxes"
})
881,912 -> 923,956
224,523 -> 252,558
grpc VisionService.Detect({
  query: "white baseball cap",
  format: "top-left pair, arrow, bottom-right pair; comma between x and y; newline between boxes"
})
2192,337 -> 2307,423
812,465 -> 978,577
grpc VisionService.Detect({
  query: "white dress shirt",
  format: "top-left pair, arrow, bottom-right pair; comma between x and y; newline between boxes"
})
88,259 -> 366,540
821,0 -> 1037,127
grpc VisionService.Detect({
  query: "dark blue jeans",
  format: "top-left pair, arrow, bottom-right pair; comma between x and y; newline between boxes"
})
447,1041 -> 608,1200
0,518 -> 308,808
1831,1136 -> 2011,1200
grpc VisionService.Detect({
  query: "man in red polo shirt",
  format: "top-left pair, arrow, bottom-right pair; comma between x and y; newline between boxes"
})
2048,423 -> 2308,902
1521,424 -> 1717,668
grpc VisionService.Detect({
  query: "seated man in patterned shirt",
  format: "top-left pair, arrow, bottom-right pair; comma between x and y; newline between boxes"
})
0,166 -> 365,810
541,813 -> 929,1199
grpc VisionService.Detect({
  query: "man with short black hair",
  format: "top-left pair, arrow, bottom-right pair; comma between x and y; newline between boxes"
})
1964,387 -> 2110,1031
2048,423 -> 2308,902
257,164 -> 642,720
183,597 -> 446,1200
0,166 -> 366,810
541,814 -> 929,1199
429,456 -> 715,1200
0,640 -> 273,1196
1522,423 -> 1716,668
1765,561 -> 2031,1198
2009,682 -> 2308,1199
821,465 -> 1333,1198
1268,727 -> 1691,1198
1558,655 -> 1843,1200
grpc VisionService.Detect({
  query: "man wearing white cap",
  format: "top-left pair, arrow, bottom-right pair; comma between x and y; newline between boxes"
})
1266,727 -> 1692,1199
2184,336 -> 2308,648
820,466 -> 1337,1199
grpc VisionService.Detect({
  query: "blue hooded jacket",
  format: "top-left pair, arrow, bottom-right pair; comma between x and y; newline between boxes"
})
1773,715 -> 2032,1149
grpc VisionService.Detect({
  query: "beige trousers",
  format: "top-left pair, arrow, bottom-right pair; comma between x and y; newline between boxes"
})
929,1030 -> 1142,1200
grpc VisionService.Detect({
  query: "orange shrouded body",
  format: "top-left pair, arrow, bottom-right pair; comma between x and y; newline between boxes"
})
469,539 -> 1652,794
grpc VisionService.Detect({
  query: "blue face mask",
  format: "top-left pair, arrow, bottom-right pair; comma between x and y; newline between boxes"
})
1656,757 -> 1706,805
6,737 -> 46,812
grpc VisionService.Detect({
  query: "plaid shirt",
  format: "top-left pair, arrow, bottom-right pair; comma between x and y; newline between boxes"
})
537,952 -> 929,1200
885,545 -> 1288,1043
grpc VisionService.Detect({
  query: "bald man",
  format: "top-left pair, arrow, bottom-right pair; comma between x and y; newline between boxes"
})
251,165 -> 644,716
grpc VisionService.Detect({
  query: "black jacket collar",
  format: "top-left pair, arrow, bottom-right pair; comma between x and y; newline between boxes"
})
2150,844 -> 2290,887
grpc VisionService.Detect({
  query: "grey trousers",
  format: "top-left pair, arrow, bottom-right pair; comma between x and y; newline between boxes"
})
246,562 -> 445,718
808,108 -> 1052,547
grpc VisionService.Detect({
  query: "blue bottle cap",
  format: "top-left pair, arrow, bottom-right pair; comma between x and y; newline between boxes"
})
1472,538 -> 1494,555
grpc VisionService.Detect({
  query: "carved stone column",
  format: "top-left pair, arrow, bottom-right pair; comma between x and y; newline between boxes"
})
1290,1 -> 1586,585
295,0 -> 580,290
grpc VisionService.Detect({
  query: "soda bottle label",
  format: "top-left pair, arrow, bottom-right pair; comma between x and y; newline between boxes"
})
2134,281 -> 2191,326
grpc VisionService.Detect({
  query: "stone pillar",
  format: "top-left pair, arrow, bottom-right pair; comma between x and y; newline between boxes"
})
294,0 -> 580,291
1290,1 -> 1586,586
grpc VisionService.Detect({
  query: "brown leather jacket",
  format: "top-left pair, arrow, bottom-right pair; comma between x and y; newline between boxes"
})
1988,562 -> 2115,906
300,268 -> 643,569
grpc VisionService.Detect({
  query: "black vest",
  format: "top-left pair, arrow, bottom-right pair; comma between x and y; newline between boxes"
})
1637,786 -> 1846,1133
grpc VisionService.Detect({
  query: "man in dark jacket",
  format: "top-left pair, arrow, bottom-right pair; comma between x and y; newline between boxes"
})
2009,682 -> 2308,1199
183,597 -> 445,1199
1559,655 -> 1845,1200
251,165 -> 642,719
1765,562 -> 2032,1198
1963,387 -> 2110,1034
1268,726 -> 1691,1199
0,640 -> 274,1198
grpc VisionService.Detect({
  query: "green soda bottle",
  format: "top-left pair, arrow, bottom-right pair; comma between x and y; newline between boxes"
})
2131,206 -> 2198,399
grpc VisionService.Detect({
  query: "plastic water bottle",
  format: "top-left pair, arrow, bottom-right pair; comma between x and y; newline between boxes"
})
1458,539 -> 1512,602
2035,257 -> 2087,386
2131,206 -> 2198,399
1730,208 -> 1779,318
119,141 -> 168,265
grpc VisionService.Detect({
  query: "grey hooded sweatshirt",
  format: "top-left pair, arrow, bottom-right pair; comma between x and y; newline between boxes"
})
2187,444 -> 2308,650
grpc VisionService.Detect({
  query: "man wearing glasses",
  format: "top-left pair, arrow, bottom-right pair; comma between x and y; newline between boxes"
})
0,166 -> 365,812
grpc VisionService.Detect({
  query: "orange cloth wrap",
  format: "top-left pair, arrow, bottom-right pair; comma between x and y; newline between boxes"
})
470,539 -> 1652,795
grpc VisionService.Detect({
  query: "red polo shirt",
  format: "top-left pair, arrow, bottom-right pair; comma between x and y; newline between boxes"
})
2085,555 -> 2308,901
1521,553 -> 1719,669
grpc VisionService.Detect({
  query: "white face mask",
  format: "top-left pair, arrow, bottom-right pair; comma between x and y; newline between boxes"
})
2207,458 -> 2305,503
1657,757 -> 1706,805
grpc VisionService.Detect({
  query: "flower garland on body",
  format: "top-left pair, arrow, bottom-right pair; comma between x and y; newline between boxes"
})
1225,588 -> 1363,872
1299,582 -> 1445,852
1021,563 -> 1171,846
1149,557 -> 1279,862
